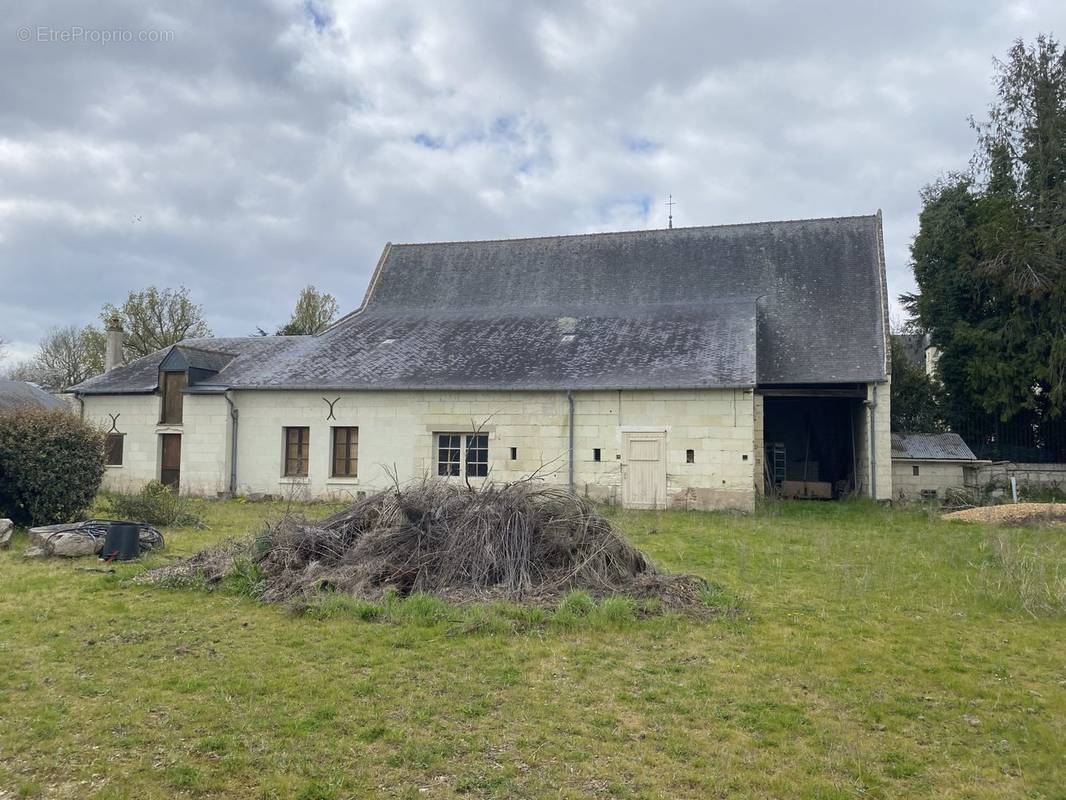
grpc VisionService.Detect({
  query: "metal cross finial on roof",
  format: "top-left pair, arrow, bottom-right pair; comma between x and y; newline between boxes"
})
666,194 -> 675,229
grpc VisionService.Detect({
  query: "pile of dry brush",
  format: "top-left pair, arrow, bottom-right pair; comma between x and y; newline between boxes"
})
140,479 -> 710,610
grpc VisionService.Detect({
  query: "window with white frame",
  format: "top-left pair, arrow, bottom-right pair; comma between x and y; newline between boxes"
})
436,433 -> 489,477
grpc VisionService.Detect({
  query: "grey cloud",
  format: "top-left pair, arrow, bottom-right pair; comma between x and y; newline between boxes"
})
2,0 -> 1064,362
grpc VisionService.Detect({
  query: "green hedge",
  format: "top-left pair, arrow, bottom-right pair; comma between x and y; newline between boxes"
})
0,407 -> 105,526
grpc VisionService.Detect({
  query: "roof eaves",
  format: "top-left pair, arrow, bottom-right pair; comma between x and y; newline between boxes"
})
223,381 -> 757,392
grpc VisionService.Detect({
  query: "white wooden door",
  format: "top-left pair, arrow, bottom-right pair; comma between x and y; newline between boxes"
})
621,431 -> 667,509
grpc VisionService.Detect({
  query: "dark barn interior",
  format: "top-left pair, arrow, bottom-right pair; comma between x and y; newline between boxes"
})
763,394 -> 863,498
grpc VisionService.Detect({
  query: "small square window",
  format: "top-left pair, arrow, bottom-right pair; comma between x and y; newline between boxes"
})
510,447 -> 517,460
686,449 -> 695,464
593,448 -> 601,462
912,465 -> 920,477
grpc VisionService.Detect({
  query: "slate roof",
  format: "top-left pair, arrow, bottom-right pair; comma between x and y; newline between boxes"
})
891,433 -> 978,461
70,215 -> 888,394
0,378 -> 66,410
162,345 -> 239,374
71,337 -> 306,394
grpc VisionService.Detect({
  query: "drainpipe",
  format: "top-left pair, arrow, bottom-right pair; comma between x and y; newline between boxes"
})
224,391 -> 238,495
865,385 -> 878,499
566,389 -> 575,493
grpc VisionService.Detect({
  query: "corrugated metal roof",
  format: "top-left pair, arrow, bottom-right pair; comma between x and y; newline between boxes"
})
70,215 -> 888,394
891,433 -> 977,461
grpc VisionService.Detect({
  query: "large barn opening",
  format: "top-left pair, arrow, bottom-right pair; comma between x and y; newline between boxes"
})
761,389 -> 866,499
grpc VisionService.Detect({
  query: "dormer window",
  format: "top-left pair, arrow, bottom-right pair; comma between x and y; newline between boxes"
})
155,344 -> 236,426
160,370 -> 186,424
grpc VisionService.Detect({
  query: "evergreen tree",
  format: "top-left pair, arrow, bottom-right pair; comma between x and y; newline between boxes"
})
903,35 -> 1066,459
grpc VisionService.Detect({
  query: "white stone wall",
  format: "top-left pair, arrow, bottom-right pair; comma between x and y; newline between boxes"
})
872,380 -> 892,500
81,393 -> 163,493
228,388 -> 757,511
83,384 -> 913,511
971,462 -> 1066,493
180,394 -> 231,496
892,460 -> 966,501
80,388 -> 759,510
853,381 -> 892,500
81,393 -> 231,496
752,393 -> 764,496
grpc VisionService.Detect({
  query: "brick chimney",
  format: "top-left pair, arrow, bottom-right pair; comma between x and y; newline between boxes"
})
105,316 -> 124,372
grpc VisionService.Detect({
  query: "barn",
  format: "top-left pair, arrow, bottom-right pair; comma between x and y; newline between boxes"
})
68,214 -> 892,511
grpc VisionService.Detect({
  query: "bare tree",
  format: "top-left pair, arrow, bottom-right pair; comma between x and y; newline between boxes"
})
101,286 -> 212,358
13,326 -> 104,391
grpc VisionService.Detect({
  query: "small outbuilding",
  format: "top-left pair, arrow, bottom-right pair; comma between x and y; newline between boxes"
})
0,378 -> 65,411
891,432 -> 978,501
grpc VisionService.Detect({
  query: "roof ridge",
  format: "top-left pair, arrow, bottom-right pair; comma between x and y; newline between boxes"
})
176,343 -> 240,357
389,213 -> 878,248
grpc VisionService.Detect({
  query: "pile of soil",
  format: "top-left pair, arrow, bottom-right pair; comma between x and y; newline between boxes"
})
942,502 -> 1066,526
139,480 -> 712,611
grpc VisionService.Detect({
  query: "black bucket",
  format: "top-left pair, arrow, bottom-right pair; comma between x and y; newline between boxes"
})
100,522 -> 141,561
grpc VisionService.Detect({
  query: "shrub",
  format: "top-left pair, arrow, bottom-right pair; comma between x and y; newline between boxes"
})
0,407 -> 106,526
106,480 -> 200,527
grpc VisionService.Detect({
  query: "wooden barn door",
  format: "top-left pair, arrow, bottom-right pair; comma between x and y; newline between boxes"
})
160,434 -> 181,491
621,431 -> 667,509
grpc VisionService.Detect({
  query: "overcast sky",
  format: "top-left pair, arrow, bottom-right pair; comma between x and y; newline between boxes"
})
2,1 -> 1064,366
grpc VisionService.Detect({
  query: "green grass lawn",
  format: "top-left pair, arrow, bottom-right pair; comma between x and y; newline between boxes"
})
2,499 -> 1065,799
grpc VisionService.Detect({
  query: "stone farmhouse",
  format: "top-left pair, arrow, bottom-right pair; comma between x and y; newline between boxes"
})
68,214 -> 892,512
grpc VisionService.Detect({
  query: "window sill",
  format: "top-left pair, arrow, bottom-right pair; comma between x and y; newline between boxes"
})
105,464 -> 124,469
279,477 -> 310,485
326,477 -> 359,485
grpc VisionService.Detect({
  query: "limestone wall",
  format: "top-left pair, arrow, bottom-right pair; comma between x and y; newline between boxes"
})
230,388 -> 757,511
971,462 -> 1066,494
891,460 -> 966,501
81,393 -> 164,493
853,381 -> 892,500
81,388 -> 759,510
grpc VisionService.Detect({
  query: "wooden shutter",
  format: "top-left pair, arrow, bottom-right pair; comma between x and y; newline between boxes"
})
161,371 -> 187,424
105,433 -> 124,466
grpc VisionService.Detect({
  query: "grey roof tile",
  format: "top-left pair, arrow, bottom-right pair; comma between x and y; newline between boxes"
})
0,378 -> 66,410
70,215 -> 887,394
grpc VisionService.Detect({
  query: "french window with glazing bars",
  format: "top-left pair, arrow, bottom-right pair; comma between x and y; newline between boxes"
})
436,433 -> 488,477
332,427 -> 358,477
284,426 -> 310,476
